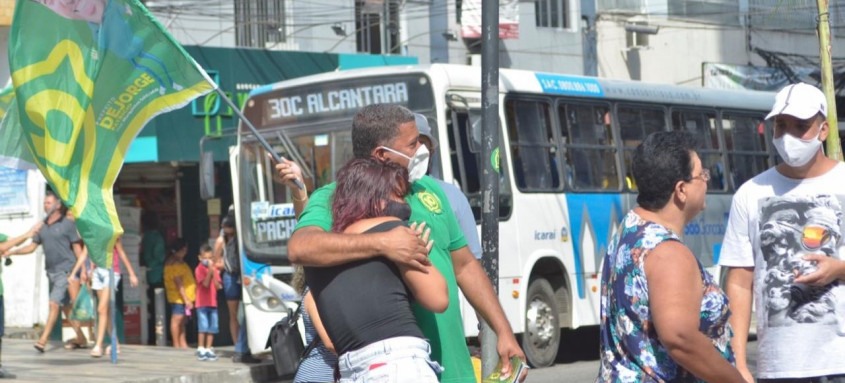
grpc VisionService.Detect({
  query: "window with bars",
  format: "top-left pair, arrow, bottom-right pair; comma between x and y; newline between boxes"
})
355,0 -> 400,54
668,0 -> 741,25
535,0 -> 568,29
235,0 -> 286,48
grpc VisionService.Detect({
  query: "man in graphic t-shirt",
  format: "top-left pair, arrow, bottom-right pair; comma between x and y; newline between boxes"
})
720,83 -> 845,382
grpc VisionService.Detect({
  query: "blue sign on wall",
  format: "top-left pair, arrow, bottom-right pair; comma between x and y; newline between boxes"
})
0,168 -> 28,215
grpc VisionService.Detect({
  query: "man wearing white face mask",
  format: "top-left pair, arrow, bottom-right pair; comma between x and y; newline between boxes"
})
720,82 -> 845,383
288,104 -> 527,383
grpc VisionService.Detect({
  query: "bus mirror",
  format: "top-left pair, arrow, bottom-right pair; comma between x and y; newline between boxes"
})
200,151 -> 215,200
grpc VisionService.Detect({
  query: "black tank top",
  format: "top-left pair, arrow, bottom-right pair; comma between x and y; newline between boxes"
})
305,220 -> 423,355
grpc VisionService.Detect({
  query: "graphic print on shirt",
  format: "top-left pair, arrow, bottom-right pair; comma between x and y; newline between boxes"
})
759,194 -> 845,331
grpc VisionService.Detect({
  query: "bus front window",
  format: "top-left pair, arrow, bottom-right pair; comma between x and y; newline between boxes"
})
238,129 -> 355,264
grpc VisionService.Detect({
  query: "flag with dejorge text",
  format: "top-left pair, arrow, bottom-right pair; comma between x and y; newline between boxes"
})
9,0 -> 215,268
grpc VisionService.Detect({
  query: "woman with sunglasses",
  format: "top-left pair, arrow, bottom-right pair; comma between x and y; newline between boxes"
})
597,131 -> 745,383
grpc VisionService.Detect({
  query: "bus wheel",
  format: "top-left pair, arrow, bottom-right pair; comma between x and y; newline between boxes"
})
523,278 -> 560,368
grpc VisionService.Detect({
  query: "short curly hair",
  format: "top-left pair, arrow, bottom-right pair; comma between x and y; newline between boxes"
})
351,104 -> 416,159
633,131 -> 700,211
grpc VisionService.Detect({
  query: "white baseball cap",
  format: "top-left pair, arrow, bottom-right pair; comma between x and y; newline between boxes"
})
766,82 -> 827,120
414,113 -> 439,149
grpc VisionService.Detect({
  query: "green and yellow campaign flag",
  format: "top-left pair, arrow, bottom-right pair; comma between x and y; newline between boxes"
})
0,86 -> 38,169
9,0 -> 215,268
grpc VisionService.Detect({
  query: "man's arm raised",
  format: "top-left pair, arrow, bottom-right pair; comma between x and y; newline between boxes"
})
288,225 -> 431,271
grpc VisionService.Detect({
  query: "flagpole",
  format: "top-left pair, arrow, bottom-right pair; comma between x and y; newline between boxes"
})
109,267 -> 118,363
214,89 -> 305,190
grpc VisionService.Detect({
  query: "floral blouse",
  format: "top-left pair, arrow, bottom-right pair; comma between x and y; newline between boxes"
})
597,211 -> 734,382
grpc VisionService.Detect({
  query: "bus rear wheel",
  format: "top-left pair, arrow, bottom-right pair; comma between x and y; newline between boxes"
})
523,278 -> 560,368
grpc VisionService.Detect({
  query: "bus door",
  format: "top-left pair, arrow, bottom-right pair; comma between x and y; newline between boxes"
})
445,92 -> 516,337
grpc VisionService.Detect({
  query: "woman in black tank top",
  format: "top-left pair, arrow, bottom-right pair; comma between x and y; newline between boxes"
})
305,158 -> 447,383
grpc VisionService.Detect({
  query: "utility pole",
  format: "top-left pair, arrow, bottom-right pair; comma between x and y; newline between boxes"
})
817,0 -> 842,161
480,0 -> 501,378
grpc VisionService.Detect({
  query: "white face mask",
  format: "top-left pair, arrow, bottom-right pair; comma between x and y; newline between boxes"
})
378,144 -> 430,183
773,130 -> 822,167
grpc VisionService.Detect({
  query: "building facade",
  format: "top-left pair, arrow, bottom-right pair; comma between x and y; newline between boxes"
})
146,0 -> 587,74
594,0 -> 845,95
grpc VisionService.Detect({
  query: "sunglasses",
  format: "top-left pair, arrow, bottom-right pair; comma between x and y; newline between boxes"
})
802,225 -> 832,251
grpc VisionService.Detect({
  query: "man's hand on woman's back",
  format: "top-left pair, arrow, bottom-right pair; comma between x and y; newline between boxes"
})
377,224 -> 431,273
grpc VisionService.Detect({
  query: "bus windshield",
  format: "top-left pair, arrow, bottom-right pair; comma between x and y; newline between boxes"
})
238,126 -> 354,264
238,73 -> 436,264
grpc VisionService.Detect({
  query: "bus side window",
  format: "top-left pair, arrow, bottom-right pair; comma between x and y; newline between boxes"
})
558,102 -> 620,191
722,113 -> 771,189
671,109 -> 727,192
617,105 -> 666,191
505,99 -> 560,191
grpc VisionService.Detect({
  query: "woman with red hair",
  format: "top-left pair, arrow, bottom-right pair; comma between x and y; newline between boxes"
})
305,157 -> 447,383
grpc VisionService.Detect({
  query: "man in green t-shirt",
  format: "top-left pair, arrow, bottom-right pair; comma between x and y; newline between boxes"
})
289,104 -> 526,383
0,225 -> 42,379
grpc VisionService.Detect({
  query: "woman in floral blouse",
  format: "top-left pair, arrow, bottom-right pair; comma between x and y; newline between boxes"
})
597,131 -> 745,383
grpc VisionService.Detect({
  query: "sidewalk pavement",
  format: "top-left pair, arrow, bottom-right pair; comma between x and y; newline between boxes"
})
1,331 -> 289,383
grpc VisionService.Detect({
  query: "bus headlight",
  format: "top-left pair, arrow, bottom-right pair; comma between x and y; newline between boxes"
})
266,297 -> 282,310
245,275 -> 299,313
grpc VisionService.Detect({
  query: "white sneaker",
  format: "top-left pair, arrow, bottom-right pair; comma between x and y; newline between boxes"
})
205,349 -> 218,361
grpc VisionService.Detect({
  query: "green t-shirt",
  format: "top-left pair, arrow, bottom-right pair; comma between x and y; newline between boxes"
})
295,175 -> 475,383
0,233 -> 6,296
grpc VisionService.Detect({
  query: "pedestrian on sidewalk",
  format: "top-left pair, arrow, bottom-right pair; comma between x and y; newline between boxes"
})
141,211 -> 166,345
164,238 -> 195,349
720,83 -> 845,382
194,244 -> 220,361
4,190 -> 88,353
597,131 -> 744,382
69,236 -> 139,357
0,224 -> 42,378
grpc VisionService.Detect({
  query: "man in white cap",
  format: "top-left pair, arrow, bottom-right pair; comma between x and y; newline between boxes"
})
720,82 -> 845,382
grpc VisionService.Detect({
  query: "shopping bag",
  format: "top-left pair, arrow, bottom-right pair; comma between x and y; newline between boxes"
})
70,285 -> 95,322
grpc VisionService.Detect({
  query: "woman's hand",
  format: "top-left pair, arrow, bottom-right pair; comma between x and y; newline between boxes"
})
410,222 -> 434,253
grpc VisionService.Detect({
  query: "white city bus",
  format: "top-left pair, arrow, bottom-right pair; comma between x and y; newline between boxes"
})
230,64 -> 777,367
